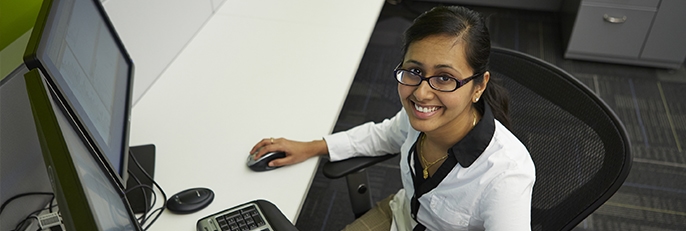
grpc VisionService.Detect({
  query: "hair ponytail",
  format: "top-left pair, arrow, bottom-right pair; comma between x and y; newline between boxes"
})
478,77 -> 510,129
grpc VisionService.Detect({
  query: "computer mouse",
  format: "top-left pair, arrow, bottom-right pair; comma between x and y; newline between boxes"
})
166,187 -> 214,214
246,151 -> 286,172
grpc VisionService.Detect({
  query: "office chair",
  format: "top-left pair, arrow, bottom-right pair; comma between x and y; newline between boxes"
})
322,47 -> 632,230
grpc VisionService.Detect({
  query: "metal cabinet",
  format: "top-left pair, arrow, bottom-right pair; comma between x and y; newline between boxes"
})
563,0 -> 686,69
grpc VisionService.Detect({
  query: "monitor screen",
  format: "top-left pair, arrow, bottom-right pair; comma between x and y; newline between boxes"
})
24,0 -> 134,186
24,68 -> 142,231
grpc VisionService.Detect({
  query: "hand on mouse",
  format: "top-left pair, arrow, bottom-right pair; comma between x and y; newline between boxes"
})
249,138 -> 328,167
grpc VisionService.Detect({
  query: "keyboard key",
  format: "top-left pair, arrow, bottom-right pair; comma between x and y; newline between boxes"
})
242,206 -> 256,213
252,216 -> 265,226
226,213 -> 240,222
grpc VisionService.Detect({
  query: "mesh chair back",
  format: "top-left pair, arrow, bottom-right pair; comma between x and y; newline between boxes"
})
489,47 -> 632,231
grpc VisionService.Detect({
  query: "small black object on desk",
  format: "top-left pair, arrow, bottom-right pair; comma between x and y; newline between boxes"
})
126,144 -> 157,214
167,187 -> 214,214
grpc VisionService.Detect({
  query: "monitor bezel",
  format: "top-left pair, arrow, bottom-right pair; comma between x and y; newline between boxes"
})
23,0 -> 135,188
24,68 -> 143,231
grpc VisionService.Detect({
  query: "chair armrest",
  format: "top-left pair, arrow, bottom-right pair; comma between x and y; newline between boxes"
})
322,154 -> 396,179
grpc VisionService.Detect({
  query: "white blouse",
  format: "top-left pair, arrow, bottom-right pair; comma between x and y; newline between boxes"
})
325,104 -> 535,231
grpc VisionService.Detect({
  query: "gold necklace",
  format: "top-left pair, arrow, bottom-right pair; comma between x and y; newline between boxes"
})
419,111 -> 477,179
419,133 -> 447,179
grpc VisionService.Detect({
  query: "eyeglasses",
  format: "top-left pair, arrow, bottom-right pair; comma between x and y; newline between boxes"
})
394,66 -> 483,92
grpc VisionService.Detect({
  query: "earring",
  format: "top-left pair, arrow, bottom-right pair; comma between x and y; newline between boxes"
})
474,97 -> 480,103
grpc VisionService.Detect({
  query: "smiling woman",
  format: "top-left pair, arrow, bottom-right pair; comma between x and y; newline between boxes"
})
248,5 -> 535,231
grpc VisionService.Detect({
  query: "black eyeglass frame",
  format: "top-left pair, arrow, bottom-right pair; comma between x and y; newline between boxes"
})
393,64 -> 484,92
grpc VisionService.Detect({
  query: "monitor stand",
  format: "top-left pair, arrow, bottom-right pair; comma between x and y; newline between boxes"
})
126,144 -> 156,214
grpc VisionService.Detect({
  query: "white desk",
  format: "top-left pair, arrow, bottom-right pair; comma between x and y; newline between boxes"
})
128,0 -> 384,230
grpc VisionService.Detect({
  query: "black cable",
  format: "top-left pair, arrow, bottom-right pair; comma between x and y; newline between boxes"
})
126,169 -> 155,217
139,206 -> 164,229
127,160 -> 151,228
11,198 -> 58,231
124,185 -> 155,220
142,183 -> 165,230
125,173 -> 158,226
126,168 -> 146,220
12,215 -> 38,231
128,150 -> 167,231
48,193 -> 55,213
0,192 -> 53,217
125,184 -> 156,213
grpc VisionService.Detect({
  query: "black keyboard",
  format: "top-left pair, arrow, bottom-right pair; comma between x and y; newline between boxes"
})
197,202 -> 273,231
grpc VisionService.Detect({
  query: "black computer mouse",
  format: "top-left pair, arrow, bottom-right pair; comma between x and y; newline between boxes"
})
246,151 -> 286,172
166,187 -> 214,214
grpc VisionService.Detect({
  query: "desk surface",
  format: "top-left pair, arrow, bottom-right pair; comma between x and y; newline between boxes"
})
128,1 -> 384,230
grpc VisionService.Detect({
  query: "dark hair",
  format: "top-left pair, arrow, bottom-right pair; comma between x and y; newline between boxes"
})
402,5 -> 510,128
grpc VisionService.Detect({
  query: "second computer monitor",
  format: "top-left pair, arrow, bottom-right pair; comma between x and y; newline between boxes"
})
24,68 -> 142,231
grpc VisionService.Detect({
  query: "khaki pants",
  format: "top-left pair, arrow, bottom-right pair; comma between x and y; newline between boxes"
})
342,194 -> 395,231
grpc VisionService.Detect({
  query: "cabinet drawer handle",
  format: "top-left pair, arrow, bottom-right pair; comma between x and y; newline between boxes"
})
603,14 -> 627,23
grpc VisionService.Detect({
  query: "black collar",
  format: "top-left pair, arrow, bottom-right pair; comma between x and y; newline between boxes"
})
448,101 -> 495,168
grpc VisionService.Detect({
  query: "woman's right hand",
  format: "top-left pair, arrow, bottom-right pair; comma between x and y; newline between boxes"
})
249,138 -> 328,168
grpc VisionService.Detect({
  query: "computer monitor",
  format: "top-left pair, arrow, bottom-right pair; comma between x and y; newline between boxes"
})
23,68 -> 142,231
23,0 -> 134,187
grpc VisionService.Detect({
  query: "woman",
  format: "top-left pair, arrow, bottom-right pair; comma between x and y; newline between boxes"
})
250,5 -> 535,231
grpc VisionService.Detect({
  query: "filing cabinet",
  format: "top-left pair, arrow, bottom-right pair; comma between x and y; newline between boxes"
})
562,0 -> 686,69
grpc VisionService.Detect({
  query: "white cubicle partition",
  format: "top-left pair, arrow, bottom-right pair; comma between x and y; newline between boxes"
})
103,0 -> 226,104
127,0 -> 384,230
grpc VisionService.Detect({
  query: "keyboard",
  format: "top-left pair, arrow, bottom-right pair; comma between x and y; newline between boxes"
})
197,202 -> 274,231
